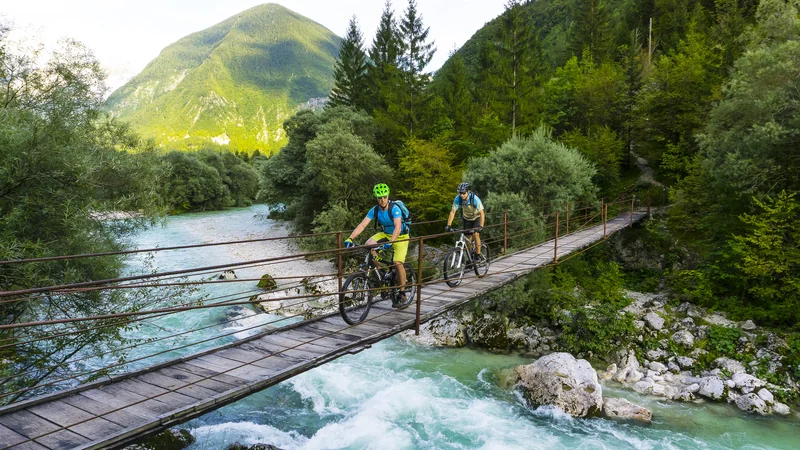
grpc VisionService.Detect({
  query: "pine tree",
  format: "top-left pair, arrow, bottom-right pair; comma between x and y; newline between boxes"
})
570,0 -> 613,60
329,16 -> 369,110
367,1 -> 402,114
440,52 -> 474,137
490,0 -> 537,135
398,0 -> 436,136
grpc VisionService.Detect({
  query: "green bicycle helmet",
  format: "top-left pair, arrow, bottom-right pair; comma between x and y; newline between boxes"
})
373,183 -> 390,197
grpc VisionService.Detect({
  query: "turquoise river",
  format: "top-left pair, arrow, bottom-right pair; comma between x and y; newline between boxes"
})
120,206 -> 798,449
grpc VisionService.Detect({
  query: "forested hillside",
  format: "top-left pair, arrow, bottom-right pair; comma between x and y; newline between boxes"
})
263,0 -> 800,329
105,3 -> 341,154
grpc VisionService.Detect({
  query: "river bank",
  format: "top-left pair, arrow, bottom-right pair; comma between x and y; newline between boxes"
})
403,290 -> 799,418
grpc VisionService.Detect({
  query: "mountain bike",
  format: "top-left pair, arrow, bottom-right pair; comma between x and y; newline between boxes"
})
442,229 -> 490,287
339,244 -> 417,325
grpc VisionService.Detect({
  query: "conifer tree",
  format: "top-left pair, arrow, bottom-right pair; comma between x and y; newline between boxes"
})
570,0 -> 612,60
329,16 -> 369,110
398,0 -> 436,136
440,52 -> 474,137
489,0 -> 537,135
367,1 -> 402,114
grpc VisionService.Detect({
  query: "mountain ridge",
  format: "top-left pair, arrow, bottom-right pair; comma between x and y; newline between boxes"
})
105,3 -> 341,154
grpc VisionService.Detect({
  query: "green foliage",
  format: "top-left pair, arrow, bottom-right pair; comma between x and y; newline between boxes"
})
636,22 -> 722,180
260,106 -> 390,234
570,0 -> 613,59
561,125 -> 624,195
705,325 -> 741,357
105,4 -> 341,154
159,150 -> 259,212
728,192 -> 800,326
257,274 -> 278,290
0,34 -> 179,399
398,138 -> 462,223
466,126 -> 597,215
329,16 -> 369,110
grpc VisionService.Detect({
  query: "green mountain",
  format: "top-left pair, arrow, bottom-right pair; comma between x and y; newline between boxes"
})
105,3 -> 340,154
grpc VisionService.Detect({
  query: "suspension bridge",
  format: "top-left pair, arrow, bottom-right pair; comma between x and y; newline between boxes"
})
0,198 -> 648,449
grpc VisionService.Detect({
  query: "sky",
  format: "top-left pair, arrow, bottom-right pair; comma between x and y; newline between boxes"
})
2,0 -> 508,94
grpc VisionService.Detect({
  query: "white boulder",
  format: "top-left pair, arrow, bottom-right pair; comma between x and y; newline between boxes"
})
698,376 -> 726,400
603,397 -> 653,423
672,330 -> 695,347
735,393 -> 769,415
644,312 -> 665,331
515,353 -> 603,417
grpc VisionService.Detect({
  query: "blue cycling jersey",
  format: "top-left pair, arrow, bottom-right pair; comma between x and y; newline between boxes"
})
366,204 -> 403,234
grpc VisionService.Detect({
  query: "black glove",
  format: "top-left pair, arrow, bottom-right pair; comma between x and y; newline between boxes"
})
344,238 -> 354,248
475,226 -> 483,233
445,225 -> 454,233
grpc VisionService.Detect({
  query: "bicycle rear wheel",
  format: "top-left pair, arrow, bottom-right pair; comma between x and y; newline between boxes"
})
443,249 -> 465,287
473,243 -> 491,277
339,273 -> 374,325
393,263 -> 416,308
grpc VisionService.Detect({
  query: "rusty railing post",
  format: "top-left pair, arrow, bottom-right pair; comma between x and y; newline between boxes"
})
565,203 -> 570,235
337,232 -> 343,295
647,192 -> 651,217
415,237 -> 424,335
503,211 -> 508,255
554,212 -> 559,263
630,196 -> 635,227
602,200 -> 607,238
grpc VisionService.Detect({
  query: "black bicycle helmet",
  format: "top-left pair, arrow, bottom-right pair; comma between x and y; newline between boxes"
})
457,182 -> 470,193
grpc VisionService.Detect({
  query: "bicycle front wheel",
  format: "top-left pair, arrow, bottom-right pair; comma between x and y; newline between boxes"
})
339,273 -> 374,325
473,242 -> 491,277
443,249 -> 465,287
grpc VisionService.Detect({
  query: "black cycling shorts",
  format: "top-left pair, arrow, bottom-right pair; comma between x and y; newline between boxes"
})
462,218 -> 480,234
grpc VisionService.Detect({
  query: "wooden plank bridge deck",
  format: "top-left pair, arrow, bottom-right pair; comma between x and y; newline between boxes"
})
0,211 -> 647,449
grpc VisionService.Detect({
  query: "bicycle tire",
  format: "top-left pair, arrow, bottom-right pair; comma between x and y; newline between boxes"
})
393,263 -> 416,308
339,272 -> 373,325
473,242 -> 491,277
443,249 -> 465,287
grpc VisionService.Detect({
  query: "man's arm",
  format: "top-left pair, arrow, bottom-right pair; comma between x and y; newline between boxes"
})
479,209 -> 485,227
446,208 -> 456,227
349,217 -> 371,240
391,216 -> 402,242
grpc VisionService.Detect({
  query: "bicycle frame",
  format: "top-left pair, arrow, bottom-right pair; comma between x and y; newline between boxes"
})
449,232 -> 476,268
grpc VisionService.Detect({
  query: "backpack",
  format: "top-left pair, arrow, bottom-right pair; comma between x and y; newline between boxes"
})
372,200 -> 412,234
459,192 -> 478,208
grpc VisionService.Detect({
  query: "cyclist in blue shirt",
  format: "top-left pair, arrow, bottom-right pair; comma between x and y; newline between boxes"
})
344,183 -> 410,307
445,182 -> 485,259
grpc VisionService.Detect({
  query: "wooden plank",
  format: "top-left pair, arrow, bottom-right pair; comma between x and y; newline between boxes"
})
256,334 -> 331,355
192,354 -> 245,373
60,394 -> 151,427
214,347 -> 268,364
116,380 -> 198,413
0,423 -> 28,447
68,417 -> 125,442
27,400 -> 95,428
34,429 -> 90,449
5,441 -> 49,450
157,366 -> 239,394
365,313 -> 411,329
245,353 -> 305,372
302,321 -> 368,341
116,378 -> 168,399
225,364 -> 278,382
79,386 -> 170,417
0,410 -> 60,439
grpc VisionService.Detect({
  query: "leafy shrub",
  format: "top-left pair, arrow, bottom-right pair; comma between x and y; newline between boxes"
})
705,325 -> 741,357
257,274 -> 277,290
